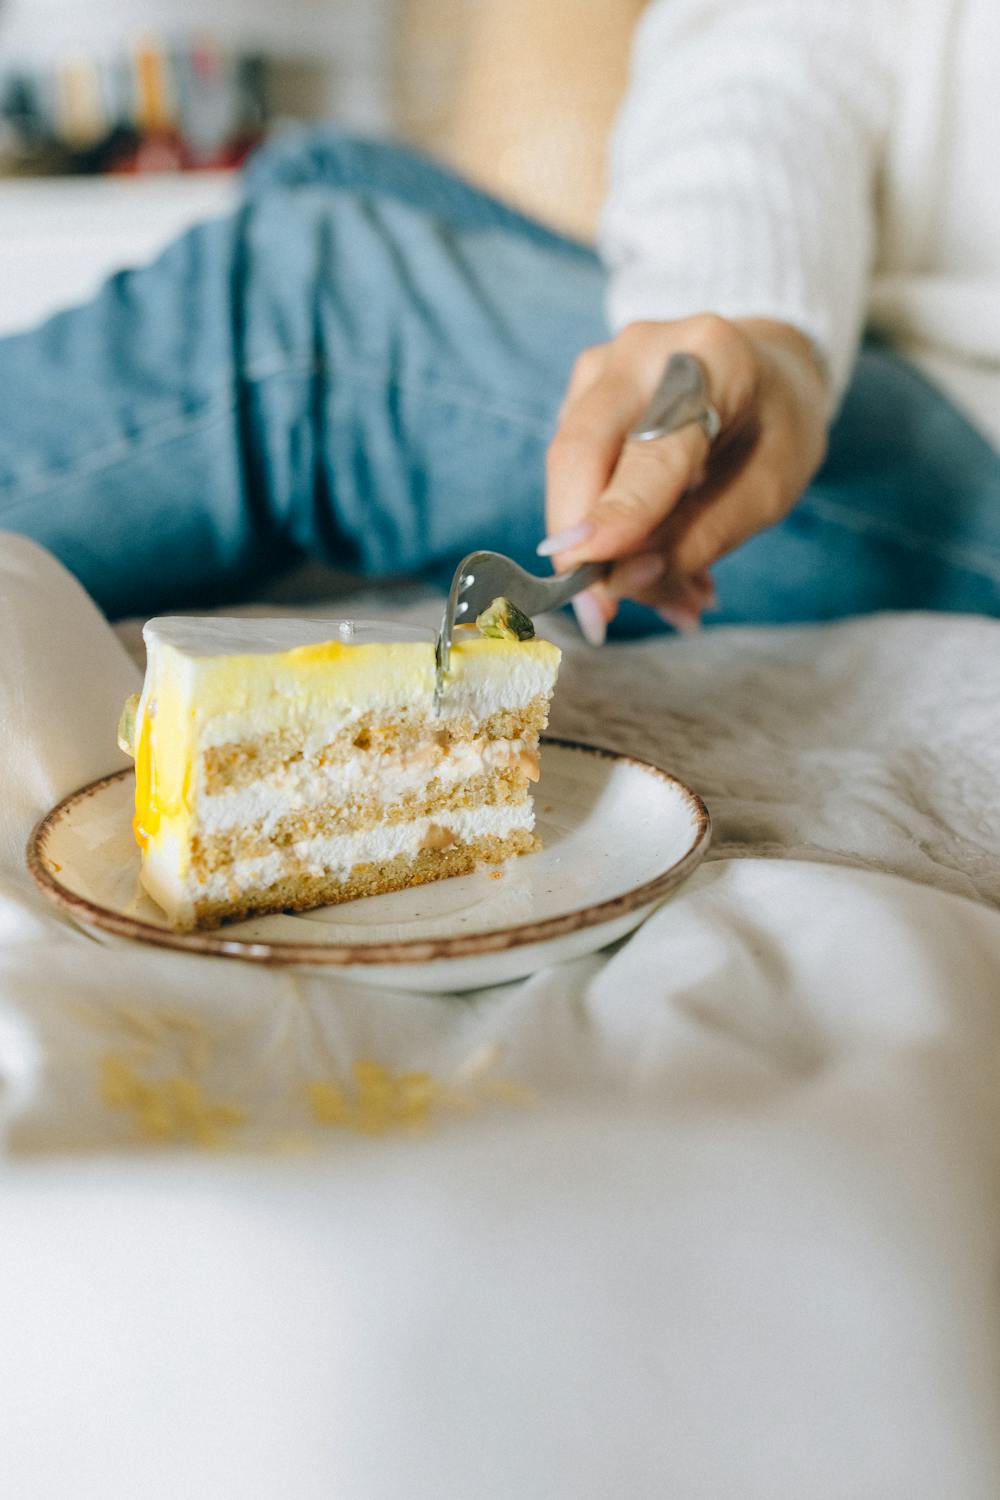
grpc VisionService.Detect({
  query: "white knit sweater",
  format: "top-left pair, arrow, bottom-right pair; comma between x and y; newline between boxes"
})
601,0 -> 1000,445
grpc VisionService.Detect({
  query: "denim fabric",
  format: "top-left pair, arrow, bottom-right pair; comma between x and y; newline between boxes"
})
1,127 -> 997,627
712,342 -> 1000,625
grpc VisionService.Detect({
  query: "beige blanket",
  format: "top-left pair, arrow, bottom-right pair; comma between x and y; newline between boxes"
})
3,532 -> 1000,1498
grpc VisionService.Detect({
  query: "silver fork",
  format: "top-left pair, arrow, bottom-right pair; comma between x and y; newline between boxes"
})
435,550 -> 609,706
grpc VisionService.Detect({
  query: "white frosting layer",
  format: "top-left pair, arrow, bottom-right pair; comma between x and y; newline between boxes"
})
139,828 -> 191,927
144,616 -> 434,655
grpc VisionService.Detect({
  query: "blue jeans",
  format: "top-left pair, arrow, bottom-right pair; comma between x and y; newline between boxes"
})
1,128 -> 998,629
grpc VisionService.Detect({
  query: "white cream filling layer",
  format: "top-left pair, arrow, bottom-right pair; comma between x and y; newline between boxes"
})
196,738 -> 535,839
191,802 -> 534,905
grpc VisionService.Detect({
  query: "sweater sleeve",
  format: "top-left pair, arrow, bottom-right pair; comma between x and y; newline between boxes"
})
599,0 -> 892,404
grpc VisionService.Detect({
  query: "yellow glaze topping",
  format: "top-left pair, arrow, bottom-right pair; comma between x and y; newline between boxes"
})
132,706 -> 154,849
166,635 -> 557,721
132,644 -> 199,861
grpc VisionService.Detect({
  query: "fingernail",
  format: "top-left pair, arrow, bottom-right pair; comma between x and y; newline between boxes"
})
674,577 -> 712,612
609,552 -> 665,597
537,520 -> 596,558
658,606 -> 702,636
691,572 -> 718,609
573,589 -> 607,647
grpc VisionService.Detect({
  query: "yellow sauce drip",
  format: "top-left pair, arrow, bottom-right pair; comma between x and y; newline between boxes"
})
132,708 -> 157,850
131,676 -> 197,856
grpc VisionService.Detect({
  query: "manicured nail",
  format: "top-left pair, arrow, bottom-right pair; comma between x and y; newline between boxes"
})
609,552 -> 665,597
692,572 -> 718,609
573,589 -> 607,647
672,576 -> 713,612
536,520 -> 596,558
658,606 -> 702,636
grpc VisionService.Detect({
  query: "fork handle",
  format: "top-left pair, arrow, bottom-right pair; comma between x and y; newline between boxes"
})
538,561 -> 611,613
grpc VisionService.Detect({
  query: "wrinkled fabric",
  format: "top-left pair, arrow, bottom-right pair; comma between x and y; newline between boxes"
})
3,532 -> 1000,1496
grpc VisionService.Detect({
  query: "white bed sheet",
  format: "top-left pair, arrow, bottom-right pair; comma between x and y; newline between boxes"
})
3,532 -> 1000,1497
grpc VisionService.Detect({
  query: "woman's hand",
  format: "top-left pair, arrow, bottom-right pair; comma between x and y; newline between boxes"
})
540,314 -> 829,641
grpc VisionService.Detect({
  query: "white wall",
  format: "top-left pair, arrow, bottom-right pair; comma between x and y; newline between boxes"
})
0,0 -> 390,57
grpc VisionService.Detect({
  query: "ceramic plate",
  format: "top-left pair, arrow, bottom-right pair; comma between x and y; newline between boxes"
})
27,739 -> 711,992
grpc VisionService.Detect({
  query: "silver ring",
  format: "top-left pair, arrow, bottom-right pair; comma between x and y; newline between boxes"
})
628,352 -> 720,446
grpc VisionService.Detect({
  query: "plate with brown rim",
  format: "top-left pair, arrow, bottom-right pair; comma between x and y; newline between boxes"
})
26,738 -> 711,993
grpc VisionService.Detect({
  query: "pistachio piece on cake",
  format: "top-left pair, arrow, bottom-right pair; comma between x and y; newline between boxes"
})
117,693 -> 140,759
476,596 -> 535,642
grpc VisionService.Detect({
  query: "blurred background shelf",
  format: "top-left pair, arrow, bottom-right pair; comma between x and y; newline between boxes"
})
0,0 -> 404,334
0,0 -> 639,338
0,0 -> 398,178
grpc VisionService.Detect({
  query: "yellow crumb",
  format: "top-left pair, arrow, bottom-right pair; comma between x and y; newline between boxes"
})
307,1079 -> 351,1126
100,1054 -> 245,1148
309,1062 -> 439,1135
307,1051 -> 534,1137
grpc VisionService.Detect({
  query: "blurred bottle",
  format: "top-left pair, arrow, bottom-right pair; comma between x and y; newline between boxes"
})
56,57 -> 106,149
114,40 -> 184,172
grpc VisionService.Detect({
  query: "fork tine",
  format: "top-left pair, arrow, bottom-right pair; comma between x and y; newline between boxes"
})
435,550 -> 610,709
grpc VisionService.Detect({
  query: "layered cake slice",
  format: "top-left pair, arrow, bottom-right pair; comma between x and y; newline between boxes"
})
118,611 -> 560,930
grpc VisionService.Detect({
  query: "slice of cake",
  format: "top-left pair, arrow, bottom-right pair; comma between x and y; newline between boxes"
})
117,612 -> 560,930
